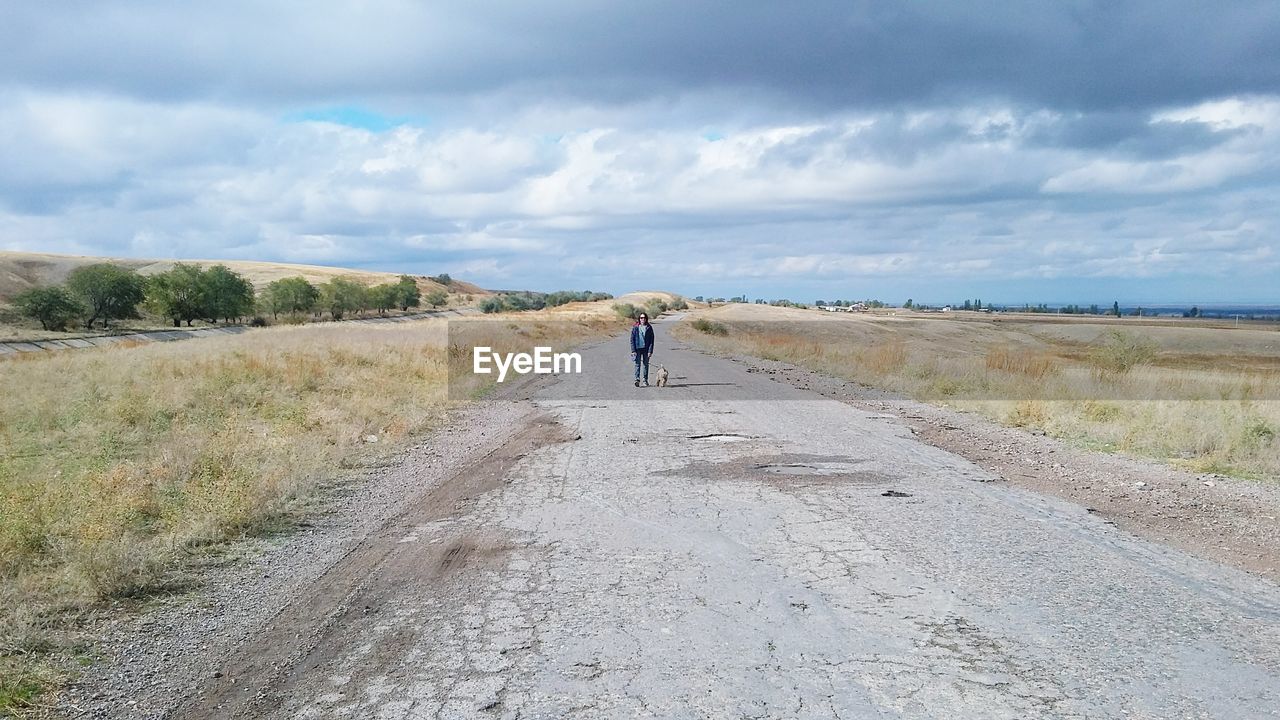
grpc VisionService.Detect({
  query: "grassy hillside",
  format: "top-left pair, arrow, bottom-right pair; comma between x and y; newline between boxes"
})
0,251 -> 490,304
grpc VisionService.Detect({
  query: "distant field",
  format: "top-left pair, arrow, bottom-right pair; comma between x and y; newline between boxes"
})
0,306 -> 619,714
679,304 -> 1280,479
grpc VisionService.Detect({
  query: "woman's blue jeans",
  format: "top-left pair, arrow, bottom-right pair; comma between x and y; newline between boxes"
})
633,351 -> 650,383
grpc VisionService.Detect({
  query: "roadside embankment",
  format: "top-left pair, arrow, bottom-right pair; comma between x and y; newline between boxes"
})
0,310 -> 616,716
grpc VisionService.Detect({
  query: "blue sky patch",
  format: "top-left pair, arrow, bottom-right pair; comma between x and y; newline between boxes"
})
285,107 -> 423,132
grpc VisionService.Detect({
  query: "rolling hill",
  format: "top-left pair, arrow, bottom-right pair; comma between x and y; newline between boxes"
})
0,251 -> 491,303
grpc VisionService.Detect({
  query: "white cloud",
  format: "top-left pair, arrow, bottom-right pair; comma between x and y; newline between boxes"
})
1,89 -> 1278,299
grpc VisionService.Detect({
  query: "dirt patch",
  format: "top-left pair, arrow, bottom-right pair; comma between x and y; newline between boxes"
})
726,354 -> 1280,584
134,412 -> 575,720
433,535 -> 514,575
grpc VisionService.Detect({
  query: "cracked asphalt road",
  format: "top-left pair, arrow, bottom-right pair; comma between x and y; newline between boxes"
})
183,318 -> 1280,719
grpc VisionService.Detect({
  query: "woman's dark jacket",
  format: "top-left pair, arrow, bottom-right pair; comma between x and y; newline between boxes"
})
630,323 -> 654,354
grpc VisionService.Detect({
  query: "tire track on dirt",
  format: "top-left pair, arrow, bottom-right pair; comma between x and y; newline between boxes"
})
172,414 -> 575,719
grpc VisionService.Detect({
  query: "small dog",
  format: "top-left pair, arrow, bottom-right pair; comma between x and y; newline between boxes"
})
655,365 -> 669,387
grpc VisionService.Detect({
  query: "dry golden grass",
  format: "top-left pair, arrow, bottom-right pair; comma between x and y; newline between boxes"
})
0,311 -> 612,715
676,306 -> 1280,481
985,346 -> 1058,379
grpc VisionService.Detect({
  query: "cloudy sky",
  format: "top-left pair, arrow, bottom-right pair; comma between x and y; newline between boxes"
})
2,1 -> 1279,304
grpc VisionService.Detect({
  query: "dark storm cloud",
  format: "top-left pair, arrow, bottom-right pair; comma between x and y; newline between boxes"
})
1027,112 -> 1252,159
3,1 -> 1278,112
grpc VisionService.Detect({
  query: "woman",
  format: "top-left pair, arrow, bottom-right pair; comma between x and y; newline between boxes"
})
630,313 -> 655,387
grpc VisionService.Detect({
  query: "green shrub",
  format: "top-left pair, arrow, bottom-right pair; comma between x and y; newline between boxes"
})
1244,420 -> 1276,446
691,318 -> 728,336
613,303 -> 640,320
1089,331 -> 1158,377
644,299 -> 670,318
544,290 -> 613,307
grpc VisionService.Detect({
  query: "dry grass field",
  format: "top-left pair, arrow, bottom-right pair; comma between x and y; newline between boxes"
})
0,308 -> 617,715
677,304 -> 1280,480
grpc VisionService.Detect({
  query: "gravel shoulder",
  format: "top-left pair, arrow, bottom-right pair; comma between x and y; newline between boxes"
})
59,398 -> 541,719
718,351 -> 1280,584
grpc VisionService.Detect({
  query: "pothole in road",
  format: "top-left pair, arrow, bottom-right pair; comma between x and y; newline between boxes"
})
756,462 -> 859,477
663,453 -> 899,488
687,433 -> 758,442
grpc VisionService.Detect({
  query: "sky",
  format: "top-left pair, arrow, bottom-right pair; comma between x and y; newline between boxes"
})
2,1 -> 1279,305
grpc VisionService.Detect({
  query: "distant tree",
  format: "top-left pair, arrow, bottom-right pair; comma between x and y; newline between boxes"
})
429,273 -> 452,286
66,263 -> 146,329
903,299 -> 913,309
1186,305 -> 1201,318
13,286 -> 84,331
694,296 -> 704,303
1112,301 -> 1121,317
370,283 -> 400,315
480,296 -> 505,314
425,289 -> 448,308
146,263 -> 207,327
265,276 -> 319,318
200,265 -> 255,322
355,284 -> 375,316
319,277 -> 367,320
395,275 -> 421,310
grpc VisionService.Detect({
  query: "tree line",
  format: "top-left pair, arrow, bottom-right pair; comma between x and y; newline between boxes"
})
611,296 -> 688,320
481,290 -> 615,314
12,262 -> 448,331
